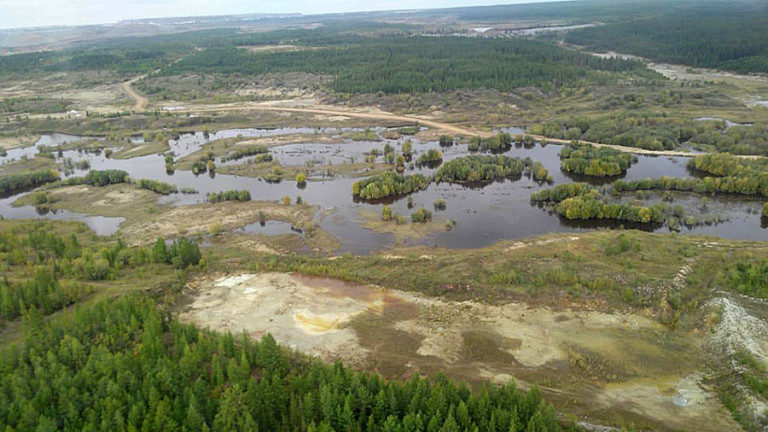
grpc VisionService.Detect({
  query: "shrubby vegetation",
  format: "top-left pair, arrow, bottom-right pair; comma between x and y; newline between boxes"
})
411,208 -> 433,223
263,165 -> 285,183
344,129 -> 381,142
690,153 -> 768,179
253,153 -> 273,163
295,172 -> 307,185
533,114 -> 768,155
435,155 -> 525,183
84,169 -> 130,187
556,195 -> 665,224
717,259 -> 768,299
150,237 -> 202,268
0,97 -> 71,115
352,172 -> 430,200
532,183 -> 665,223
0,222 -> 201,323
397,126 -> 420,136
136,179 -> 178,195
528,161 -> 553,183
207,190 -> 252,203
0,293 -> 563,431
402,140 -> 413,157
611,176 -> 768,198
715,124 -> 768,156
608,154 -> 768,198
468,133 -> 513,152
192,152 -> 217,175
54,170 -> 131,188
192,159 -> 209,175
0,170 -> 59,195
220,146 -> 269,163
559,142 -> 637,177
415,149 -> 443,166
530,183 -> 596,203
381,205 -> 392,221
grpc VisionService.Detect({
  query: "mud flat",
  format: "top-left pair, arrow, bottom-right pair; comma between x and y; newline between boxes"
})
180,272 -> 740,431
119,200 -> 318,246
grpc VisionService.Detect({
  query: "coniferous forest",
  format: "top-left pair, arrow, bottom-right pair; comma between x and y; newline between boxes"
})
0,296 -> 564,432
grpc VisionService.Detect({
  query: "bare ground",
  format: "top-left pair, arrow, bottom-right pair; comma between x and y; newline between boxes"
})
180,271 -> 740,432
120,200 -> 316,246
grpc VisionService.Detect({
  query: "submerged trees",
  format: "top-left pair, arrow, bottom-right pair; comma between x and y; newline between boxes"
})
435,155 -> 525,183
560,142 -> 637,177
207,190 -> 252,203
352,172 -> 430,200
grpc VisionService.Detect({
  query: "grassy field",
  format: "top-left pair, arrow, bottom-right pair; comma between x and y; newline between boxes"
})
14,183 -> 166,223
0,156 -> 57,178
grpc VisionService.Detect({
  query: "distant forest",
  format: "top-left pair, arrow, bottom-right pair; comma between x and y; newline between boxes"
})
0,23 -> 653,94
565,2 -> 768,73
160,37 -> 651,94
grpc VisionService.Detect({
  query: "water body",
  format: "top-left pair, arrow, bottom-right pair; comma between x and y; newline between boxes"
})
0,127 -> 766,254
695,117 -> 751,130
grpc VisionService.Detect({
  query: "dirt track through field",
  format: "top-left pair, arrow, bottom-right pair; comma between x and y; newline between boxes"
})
120,75 -> 149,111
120,77 -> 763,159
178,102 -> 766,158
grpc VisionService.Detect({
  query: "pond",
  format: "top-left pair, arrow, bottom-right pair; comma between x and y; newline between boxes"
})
1,126 -> 766,254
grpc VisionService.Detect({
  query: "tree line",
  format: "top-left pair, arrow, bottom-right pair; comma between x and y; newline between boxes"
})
0,170 -> 59,195
159,36 -> 653,94
136,179 -> 179,195
559,142 -> 637,177
468,133 -> 514,152
207,190 -> 252,203
435,155 -> 526,183
531,114 -> 768,156
352,172 -> 430,200
0,293 -> 567,431
565,3 -> 768,74
220,146 -> 270,163
607,154 -> 768,198
531,184 -> 666,224
0,221 -> 201,324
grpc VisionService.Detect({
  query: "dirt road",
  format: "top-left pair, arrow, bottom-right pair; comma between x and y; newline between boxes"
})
180,103 -> 489,137
180,103 -> 744,158
120,75 -> 149,111
120,76 -> 760,159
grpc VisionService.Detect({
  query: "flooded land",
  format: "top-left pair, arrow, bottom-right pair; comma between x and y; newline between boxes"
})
2,127 -> 766,254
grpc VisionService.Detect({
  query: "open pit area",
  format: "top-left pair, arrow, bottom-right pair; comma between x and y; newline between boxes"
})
179,271 -> 742,431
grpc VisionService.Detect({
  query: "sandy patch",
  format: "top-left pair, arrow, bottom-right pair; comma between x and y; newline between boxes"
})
0,135 -> 39,150
120,201 -> 314,245
596,373 -> 738,431
508,236 -> 580,251
180,273 -> 396,363
93,187 -> 148,206
180,271 -> 728,430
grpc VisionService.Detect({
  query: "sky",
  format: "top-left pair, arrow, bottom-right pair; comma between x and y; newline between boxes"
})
0,0 -> 560,30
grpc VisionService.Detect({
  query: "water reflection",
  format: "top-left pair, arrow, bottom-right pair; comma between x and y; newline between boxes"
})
0,127 -> 766,254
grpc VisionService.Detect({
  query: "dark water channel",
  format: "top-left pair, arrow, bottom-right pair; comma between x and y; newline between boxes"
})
1,126 -> 766,254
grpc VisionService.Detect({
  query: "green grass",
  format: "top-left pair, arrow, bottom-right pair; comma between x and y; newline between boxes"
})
220,231 -> 762,313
